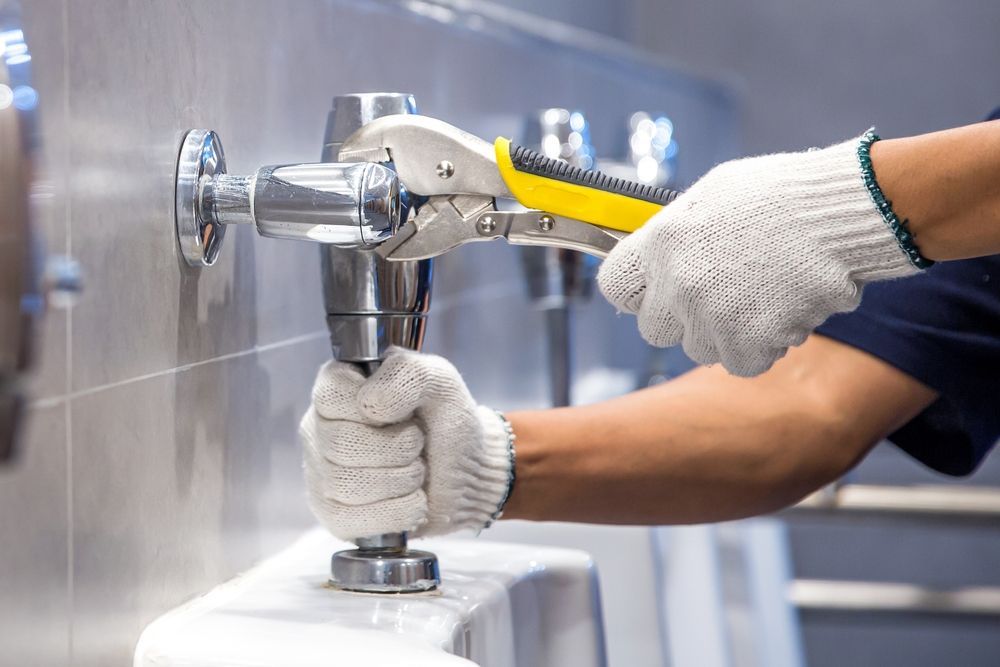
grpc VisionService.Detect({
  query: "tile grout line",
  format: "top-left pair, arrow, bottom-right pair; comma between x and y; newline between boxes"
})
38,330 -> 329,408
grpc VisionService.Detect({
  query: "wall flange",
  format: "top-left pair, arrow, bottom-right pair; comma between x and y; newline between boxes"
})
175,129 -> 228,267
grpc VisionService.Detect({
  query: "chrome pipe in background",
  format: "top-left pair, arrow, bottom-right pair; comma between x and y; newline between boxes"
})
788,483 -> 1000,525
0,6 -> 81,463
600,111 -> 682,392
172,93 -> 440,592
519,109 -> 597,407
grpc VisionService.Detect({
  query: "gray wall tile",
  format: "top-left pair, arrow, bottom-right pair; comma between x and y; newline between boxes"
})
70,336 -> 326,666
0,404 -> 69,666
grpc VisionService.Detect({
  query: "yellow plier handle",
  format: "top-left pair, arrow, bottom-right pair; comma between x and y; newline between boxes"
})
494,137 -> 681,233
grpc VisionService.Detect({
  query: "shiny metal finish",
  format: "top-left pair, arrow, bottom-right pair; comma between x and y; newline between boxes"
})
339,114 -> 513,198
0,10 -> 39,462
791,579 -> 1000,617
175,130 -> 404,266
791,483 -> 1000,524
321,231 -> 433,317
329,543 -> 440,594
212,162 -> 403,246
379,205 -> 625,261
174,129 -> 228,266
321,92 -> 416,162
340,114 -> 629,262
324,309 -> 429,362
324,93 -> 439,594
501,210 -> 625,258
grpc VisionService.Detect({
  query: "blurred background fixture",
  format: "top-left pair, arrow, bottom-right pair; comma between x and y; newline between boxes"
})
0,2 -> 80,464
0,5 -> 39,464
1,0 -> 998,665
518,108 -> 598,407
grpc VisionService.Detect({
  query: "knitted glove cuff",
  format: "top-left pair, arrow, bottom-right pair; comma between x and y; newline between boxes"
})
449,406 -> 516,533
782,134 -> 924,283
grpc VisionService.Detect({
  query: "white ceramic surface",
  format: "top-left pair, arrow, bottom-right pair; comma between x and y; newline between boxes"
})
135,529 -> 606,667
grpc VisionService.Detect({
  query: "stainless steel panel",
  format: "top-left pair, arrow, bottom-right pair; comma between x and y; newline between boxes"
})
70,337 -> 325,666
0,404 -> 69,666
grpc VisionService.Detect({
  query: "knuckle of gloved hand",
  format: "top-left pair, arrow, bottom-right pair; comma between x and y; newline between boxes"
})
636,297 -> 683,348
721,344 -> 782,378
311,363 -> 365,421
357,351 -> 429,424
321,460 -> 425,506
319,492 -> 428,539
680,327 -> 719,367
597,245 -> 647,313
317,420 -> 424,467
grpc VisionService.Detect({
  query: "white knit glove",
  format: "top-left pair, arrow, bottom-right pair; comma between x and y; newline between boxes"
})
301,349 -> 514,541
598,132 -> 922,377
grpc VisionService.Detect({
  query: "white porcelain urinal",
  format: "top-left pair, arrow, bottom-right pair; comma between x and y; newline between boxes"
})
134,529 -> 606,666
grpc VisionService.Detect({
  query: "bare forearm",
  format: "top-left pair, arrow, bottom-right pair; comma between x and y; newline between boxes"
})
872,120 -> 1000,261
501,336 -> 936,525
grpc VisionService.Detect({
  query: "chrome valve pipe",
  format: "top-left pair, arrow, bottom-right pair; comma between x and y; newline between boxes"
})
174,131 -> 404,266
173,93 -> 441,593
205,162 -> 402,245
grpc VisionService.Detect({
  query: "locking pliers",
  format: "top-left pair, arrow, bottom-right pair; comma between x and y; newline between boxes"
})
337,115 -> 682,261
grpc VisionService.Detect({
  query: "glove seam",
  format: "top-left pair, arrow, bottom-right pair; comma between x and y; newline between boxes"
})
857,128 -> 934,270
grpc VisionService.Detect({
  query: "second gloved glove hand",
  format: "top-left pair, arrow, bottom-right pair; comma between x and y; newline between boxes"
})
597,132 -> 922,377
301,349 -> 514,541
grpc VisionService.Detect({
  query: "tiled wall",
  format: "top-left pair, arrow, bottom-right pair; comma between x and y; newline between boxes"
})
2,1 -> 736,664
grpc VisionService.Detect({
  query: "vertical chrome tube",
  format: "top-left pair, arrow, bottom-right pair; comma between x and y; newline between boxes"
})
322,93 -> 439,593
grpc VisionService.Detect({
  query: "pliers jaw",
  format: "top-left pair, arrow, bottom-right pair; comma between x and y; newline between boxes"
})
375,195 -> 627,261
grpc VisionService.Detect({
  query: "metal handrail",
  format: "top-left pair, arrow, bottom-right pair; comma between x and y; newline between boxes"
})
787,483 -> 1000,522
790,579 -> 1000,616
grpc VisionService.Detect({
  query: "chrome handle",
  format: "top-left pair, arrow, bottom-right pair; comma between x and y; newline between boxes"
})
174,130 -> 404,267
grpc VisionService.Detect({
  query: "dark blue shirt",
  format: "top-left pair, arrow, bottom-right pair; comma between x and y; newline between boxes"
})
817,256 -> 1000,475
815,109 -> 1000,475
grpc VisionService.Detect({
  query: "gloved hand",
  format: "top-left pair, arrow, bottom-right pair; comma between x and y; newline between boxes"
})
598,131 -> 923,377
301,349 -> 515,541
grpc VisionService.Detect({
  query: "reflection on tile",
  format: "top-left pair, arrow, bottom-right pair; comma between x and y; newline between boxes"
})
0,404 -> 69,666
22,0 -> 69,401
70,336 -> 325,666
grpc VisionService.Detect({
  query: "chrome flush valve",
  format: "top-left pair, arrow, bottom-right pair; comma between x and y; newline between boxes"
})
174,130 -> 405,266
173,93 -> 441,594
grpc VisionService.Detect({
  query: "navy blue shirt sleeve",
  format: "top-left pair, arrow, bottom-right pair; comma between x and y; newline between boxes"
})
815,107 -> 1000,476
816,256 -> 1000,475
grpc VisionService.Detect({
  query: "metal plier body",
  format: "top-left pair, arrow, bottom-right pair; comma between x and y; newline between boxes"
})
338,115 -> 681,261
